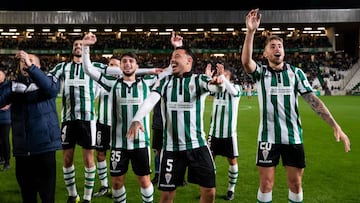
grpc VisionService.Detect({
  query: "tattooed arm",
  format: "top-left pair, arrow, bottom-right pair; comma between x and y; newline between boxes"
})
302,92 -> 351,152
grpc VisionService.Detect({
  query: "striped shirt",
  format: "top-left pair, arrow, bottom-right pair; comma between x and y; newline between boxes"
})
97,84 -> 115,126
92,62 -> 118,126
50,61 -> 103,122
208,84 -> 242,139
97,75 -> 158,150
154,72 -> 217,151
249,63 -> 313,144
91,61 -> 157,127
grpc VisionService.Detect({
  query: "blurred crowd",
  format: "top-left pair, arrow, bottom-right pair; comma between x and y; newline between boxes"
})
0,33 -> 358,89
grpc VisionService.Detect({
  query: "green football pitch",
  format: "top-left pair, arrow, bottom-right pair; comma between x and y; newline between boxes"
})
0,95 -> 358,203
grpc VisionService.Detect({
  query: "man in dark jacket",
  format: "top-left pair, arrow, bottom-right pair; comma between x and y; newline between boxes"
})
0,70 -> 11,171
0,50 -> 62,203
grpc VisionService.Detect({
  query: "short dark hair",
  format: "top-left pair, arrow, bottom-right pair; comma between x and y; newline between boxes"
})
120,52 -> 139,63
175,46 -> 197,68
110,55 -> 121,61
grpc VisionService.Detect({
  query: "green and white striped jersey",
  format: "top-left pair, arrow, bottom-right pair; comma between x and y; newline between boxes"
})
208,84 -> 242,139
91,61 -> 157,127
97,84 -> 115,126
92,62 -> 118,126
50,61 -> 104,122
97,74 -> 158,150
249,63 -> 313,144
154,72 -> 215,151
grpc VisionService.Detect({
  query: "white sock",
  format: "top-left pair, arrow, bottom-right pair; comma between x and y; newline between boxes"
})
97,160 -> 109,187
257,188 -> 272,203
83,166 -> 96,201
141,184 -> 154,202
288,189 -> 303,203
113,186 -> 126,203
63,165 -> 77,197
227,164 -> 238,192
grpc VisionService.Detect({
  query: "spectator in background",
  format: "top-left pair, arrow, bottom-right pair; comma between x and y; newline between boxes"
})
0,50 -> 62,203
0,70 -> 11,172
241,8 -> 351,203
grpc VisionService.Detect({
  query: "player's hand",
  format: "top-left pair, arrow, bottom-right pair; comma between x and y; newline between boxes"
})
205,63 -> 214,77
126,121 -> 144,140
334,126 -> 351,152
82,32 -> 97,46
15,50 -> 32,68
153,68 -> 164,75
245,8 -> 261,32
209,75 -> 223,85
171,31 -> 183,48
215,63 -> 224,76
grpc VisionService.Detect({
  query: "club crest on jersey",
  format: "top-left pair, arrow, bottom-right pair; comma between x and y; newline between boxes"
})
96,131 -> 102,146
262,150 -> 269,160
259,142 -> 272,163
165,173 -> 172,184
112,160 -> 118,170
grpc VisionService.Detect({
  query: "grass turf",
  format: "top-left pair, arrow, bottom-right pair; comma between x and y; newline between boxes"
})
0,95 -> 358,202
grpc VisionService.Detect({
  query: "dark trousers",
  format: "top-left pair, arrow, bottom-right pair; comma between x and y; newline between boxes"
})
0,123 -> 11,164
15,151 -> 57,203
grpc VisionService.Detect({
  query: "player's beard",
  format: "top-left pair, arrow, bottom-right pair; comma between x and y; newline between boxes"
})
123,70 -> 136,77
73,48 -> 82,57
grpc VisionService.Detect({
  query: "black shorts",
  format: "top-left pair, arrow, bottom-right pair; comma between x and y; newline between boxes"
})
158,146 -> 216,191
61,120 -> 96,150
95,122 -> 111,151
109,147 -> 151,177
208,136 -> 238,158
152,128 -> 163,150
256,141 -> 306,168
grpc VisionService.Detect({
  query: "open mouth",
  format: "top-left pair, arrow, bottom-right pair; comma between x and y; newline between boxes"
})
274,53 -> 281,57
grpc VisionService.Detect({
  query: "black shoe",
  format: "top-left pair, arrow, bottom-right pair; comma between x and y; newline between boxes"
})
225,191 -> 234,201
2,164 -> 10,171
82,200 -> 90,203
151,174 -> 159,185
93,186 -> 110,197
67,195 -> 80,203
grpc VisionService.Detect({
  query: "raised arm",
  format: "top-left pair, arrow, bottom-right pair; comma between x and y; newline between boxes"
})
171,31 -> 183,48
208,64 -> 226,93
106,66 -> 162,76
215,63 -> 239,96
82,33 -> 101,80
302,92 -> 351,152
241,9 -> 261,73
205,63 -> 215,77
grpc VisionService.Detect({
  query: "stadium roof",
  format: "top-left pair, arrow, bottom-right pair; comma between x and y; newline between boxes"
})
1,0 -> 360,11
